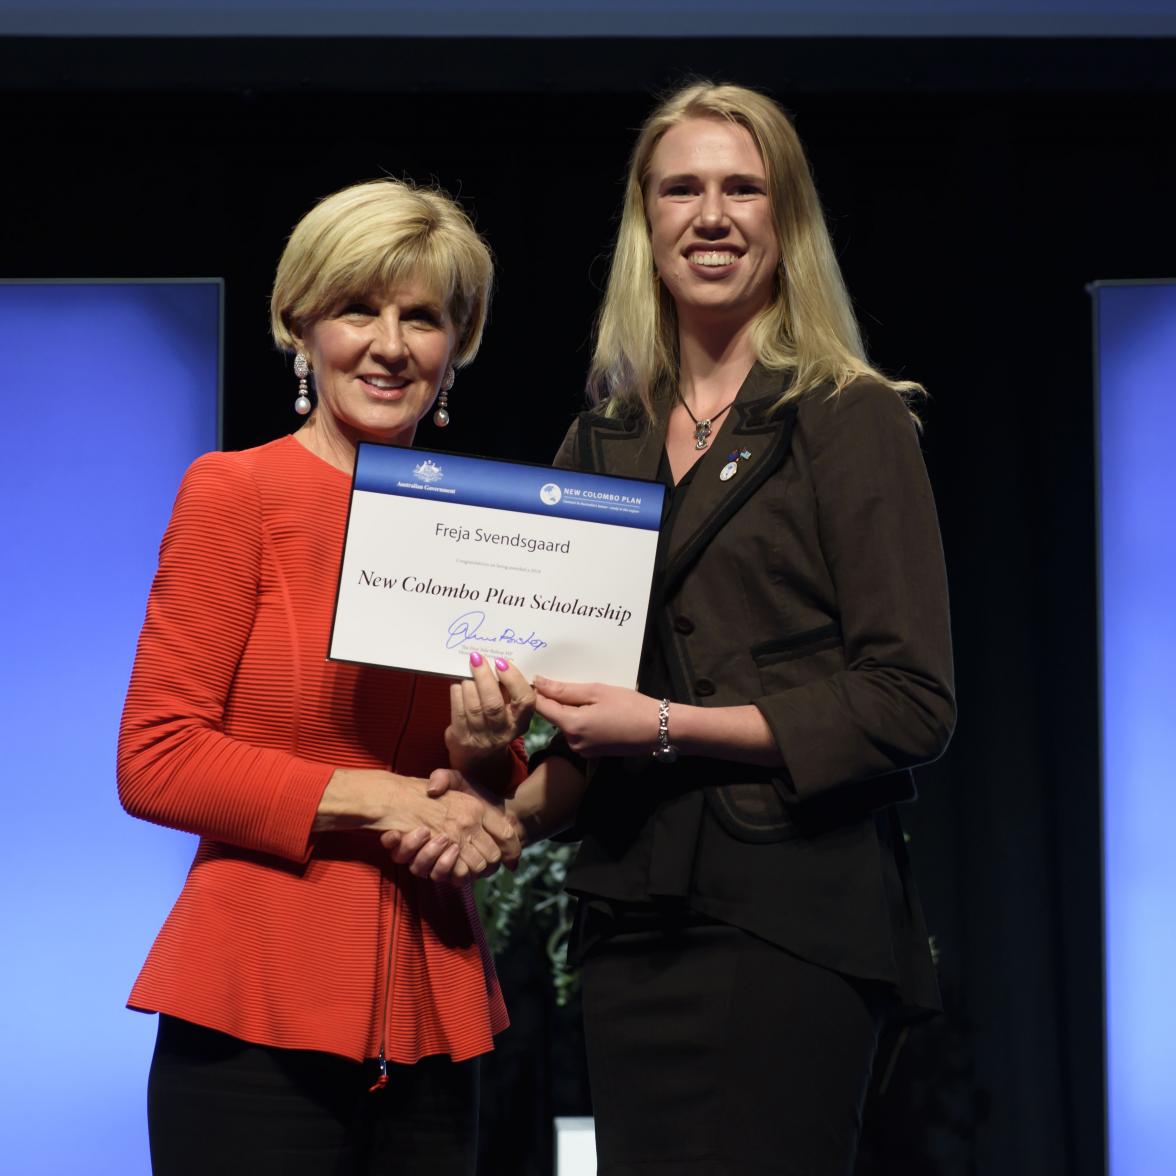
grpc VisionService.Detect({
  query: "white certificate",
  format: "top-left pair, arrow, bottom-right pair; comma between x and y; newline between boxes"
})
328,444 -> 666,687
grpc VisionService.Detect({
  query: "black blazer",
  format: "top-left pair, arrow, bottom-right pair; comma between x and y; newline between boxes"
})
554,364 -> 955,1015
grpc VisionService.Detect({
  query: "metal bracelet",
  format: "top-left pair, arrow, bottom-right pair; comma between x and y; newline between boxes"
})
652,697 -> 678,763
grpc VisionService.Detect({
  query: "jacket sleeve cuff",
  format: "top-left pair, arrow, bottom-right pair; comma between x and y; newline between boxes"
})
259,759 -> 338,863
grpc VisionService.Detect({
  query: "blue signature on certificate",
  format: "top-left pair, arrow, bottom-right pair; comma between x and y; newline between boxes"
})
446,610 -> 548,652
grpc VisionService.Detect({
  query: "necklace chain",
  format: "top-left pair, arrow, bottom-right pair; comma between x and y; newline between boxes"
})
678,391 -> 738,450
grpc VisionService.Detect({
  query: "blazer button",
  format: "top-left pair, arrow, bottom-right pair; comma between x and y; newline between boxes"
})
694,678 -> 716,697
673,615 -> 695,635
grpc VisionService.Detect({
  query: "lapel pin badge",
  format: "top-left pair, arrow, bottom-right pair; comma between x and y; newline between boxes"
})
719,448 -> 753,482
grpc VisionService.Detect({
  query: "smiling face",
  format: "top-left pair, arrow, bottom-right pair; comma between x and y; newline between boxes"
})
646,117 -> 781,332
294,277 -> 457,450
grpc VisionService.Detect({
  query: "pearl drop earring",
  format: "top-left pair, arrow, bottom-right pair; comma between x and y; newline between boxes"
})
433,367 -> 455,428
293,353 -> 312,416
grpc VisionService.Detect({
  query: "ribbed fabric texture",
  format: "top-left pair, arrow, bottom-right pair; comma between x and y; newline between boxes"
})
119,435 -> 512,1063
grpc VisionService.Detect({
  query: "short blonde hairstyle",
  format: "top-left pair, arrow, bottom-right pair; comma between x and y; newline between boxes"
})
589,82 -> 920,419
270,178 -> 493,367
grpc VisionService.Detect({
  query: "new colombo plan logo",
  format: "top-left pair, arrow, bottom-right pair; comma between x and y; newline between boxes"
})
539,482 -> 562,505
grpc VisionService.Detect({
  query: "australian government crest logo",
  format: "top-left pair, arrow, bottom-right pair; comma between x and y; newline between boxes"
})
413,459 -> 444,484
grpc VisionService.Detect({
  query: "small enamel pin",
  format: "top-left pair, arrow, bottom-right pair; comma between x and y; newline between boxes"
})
719,448 -> 753,482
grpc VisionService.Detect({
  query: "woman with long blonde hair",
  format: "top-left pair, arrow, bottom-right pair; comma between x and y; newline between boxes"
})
502,81 -> 955,1172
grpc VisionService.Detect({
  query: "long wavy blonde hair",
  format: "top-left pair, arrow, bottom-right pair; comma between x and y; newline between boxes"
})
588,82 -> 920,419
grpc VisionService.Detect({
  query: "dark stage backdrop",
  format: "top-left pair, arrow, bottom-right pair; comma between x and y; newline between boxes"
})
5,35 -> 1175,1175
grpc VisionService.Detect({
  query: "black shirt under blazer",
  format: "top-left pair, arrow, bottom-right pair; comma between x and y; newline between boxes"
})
554,364 -> 956,1016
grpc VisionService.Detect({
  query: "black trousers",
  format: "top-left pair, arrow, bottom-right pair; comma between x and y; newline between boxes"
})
147,1015 -> 479,1176
581,921 -> 885,1176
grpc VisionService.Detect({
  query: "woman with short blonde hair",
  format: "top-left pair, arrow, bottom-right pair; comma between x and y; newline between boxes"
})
271,178 -> 493,368
120,177 -> 531,1175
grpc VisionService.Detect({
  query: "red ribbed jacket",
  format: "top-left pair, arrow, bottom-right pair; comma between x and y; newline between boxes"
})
118,435 -> 513,1063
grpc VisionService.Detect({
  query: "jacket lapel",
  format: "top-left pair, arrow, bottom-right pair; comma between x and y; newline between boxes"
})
574,408 -> 667,482
659,365 -> 798,601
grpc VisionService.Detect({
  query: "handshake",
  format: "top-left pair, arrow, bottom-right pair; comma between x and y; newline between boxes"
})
316,652 -> 535,883
315,654 -> 616,885
378,768 -> 523,884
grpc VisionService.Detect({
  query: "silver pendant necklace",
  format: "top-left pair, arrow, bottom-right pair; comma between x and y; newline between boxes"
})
678,390 -> 738,450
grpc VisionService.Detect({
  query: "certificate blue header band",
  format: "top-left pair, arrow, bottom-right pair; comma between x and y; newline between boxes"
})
354,444 -> 665,531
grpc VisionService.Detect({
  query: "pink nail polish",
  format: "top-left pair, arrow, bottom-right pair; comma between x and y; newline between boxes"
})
470,651 -> 483,668
494,657 -> 509,672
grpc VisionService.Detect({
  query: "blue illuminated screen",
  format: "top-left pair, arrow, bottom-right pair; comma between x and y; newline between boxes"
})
2,0 -> 1176,35
1095,280 -> 1176,1176
0,281 -> 221,1175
